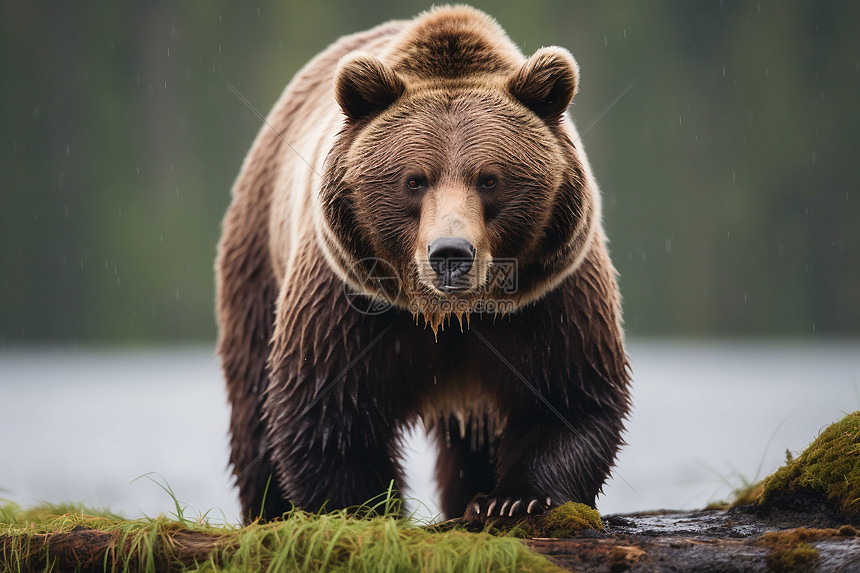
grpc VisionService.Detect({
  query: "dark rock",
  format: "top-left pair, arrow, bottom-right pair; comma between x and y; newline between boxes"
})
524,509 -> 860,572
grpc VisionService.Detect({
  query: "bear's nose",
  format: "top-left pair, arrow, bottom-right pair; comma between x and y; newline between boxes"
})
428,237 -> 476,283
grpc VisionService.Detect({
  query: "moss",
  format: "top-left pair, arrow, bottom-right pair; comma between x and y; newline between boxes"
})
771,543 -> 818,573
540,502 -> 603,538
758,411 -> 860,519
0,502 -> 124,527
757,528 -> 841,573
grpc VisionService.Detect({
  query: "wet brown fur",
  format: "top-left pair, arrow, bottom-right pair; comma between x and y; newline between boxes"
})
216,5 -> 631,522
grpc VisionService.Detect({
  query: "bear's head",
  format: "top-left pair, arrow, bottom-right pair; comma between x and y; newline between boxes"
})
319,17 -> 599,331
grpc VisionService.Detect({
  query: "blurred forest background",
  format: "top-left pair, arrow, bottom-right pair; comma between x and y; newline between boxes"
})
2,0 -> 858,344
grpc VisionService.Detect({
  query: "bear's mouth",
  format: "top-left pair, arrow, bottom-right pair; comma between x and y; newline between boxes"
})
422,265 -> 481,296
434,277 -> 474,294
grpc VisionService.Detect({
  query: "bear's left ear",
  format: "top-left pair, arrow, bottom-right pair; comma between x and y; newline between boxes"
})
508,47 -> 579,121
335,52 -> 406,121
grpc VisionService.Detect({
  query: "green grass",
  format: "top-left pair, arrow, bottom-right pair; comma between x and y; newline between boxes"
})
0,498 -> 564,572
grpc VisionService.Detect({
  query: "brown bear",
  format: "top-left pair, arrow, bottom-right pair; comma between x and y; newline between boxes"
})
216,5 -> 631,523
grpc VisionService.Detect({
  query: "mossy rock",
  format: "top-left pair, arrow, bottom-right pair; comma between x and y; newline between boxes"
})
542,502 -> 603,537
501,502 -> 603,539
756,528 -> 848,573
758,411 -> 860,521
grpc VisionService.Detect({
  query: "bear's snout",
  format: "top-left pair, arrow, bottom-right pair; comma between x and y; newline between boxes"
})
428,237 -> 475,290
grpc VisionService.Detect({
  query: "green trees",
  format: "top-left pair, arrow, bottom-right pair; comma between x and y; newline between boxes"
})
2,1 -> 857,342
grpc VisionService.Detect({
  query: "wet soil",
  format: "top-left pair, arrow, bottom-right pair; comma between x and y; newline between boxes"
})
522,506 -> 860,572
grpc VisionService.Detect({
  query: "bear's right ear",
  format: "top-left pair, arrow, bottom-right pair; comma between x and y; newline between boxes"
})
335,53 -> 406,121
508,47 -> 579,121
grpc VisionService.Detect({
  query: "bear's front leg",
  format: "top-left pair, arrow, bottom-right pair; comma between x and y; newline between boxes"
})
262,378 -> 403,514
463,407 -> 624,521
260,264 -> 407,515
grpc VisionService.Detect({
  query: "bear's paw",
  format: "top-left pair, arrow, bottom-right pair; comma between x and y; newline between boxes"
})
464,493 -> 553,521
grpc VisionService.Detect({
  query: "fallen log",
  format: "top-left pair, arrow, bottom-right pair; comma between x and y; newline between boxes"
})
1,525 -> 236,572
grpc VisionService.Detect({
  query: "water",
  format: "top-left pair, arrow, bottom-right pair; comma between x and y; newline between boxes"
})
0,341 -> 857,524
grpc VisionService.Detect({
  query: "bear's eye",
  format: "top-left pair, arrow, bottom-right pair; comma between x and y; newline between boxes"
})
406,177 -> 425,191
478,176 -> 497,189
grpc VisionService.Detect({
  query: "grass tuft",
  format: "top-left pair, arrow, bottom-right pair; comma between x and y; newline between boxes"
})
0,500 -> 564,572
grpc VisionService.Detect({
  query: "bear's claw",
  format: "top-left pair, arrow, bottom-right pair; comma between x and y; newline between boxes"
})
464,495 -> 552,521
